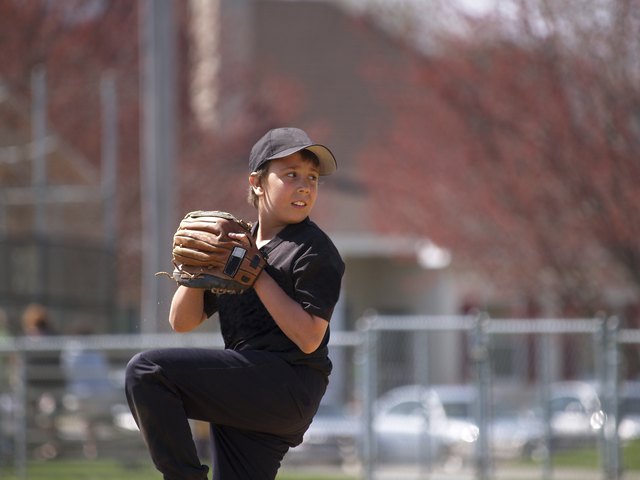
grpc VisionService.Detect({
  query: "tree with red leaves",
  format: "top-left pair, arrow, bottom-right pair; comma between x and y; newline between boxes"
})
365,0 -> 640,316
0,1 -> 302,320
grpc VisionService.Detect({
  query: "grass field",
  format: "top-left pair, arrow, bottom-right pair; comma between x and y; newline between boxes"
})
0,440 -> 638,480
551,438 -> 640,470
0,461 -> 357,480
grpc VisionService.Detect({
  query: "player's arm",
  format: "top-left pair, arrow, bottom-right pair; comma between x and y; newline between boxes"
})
169,286 -> 208,332
253,271 -> 328,354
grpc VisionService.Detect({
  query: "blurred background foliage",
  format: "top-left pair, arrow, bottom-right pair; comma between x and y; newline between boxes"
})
0,0 -> 638,328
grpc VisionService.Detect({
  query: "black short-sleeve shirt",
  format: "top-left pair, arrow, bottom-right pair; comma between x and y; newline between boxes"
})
203,217 -> 344,376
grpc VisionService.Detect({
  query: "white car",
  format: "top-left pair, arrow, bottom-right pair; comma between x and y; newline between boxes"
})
373,385 -> 478,465
285,403 -> 360,468
547,381 -> 604,450
618,381 -> 640,441
432,383 -> 544,461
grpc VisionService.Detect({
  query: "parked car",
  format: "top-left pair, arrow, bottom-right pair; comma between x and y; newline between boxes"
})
432,384 -> 544,461
372,385 -> 478,465
285,403 -> 360,469
618,381 -> 640,441
488,406 -> 545,460
547,381 -> 604,450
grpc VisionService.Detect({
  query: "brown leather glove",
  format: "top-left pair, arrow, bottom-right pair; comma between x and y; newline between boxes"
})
165,210 -> 266,294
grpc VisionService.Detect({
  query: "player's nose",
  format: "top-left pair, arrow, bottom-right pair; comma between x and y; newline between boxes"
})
296,178 -> 311,192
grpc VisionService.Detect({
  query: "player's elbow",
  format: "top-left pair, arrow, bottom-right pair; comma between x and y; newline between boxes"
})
296,319 -> 327,354
170,321 -> 191,333
298,339 -> 321,355
169,312 -> 204,333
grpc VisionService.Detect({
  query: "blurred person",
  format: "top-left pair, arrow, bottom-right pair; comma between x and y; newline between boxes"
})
61,321 -> 117,458
192,419 -> 211,460
20,303 -> 61,460
0,307 -> 14,392
0,308 -> 13,461
0,308 -> 10,384
21,303 -> 57,337
20,303 -> 59,387
0,308 -> 9,337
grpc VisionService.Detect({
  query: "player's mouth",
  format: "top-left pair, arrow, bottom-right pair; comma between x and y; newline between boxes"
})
292,201 -> 307,207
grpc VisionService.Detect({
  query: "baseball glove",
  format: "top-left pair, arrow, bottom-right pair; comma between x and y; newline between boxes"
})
159,210 -> 266,294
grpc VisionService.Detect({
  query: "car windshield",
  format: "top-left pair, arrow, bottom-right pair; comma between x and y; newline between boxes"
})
621,397 -> 640,416
442,401 -> 472,419
387,401 -> 425,416
550,397 -> 587,414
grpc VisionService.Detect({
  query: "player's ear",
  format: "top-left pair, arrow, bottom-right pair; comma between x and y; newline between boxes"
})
249,172 -> 263,195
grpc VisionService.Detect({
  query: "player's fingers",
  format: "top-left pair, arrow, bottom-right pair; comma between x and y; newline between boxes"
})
228,231 -> 249,246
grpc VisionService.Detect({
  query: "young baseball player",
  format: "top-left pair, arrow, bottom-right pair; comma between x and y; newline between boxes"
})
125,127 -> 345,479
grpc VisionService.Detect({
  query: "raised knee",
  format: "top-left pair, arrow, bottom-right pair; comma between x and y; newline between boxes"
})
125,351 -> 157,387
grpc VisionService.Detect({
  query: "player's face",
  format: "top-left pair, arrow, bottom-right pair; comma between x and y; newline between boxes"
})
258,152 -> 319,226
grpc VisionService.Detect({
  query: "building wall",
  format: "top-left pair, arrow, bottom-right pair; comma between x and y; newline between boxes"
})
335,256 -> 463,393
344,257 -> 457,322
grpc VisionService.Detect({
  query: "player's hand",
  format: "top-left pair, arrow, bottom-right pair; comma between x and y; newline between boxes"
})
228,231 -> 248,244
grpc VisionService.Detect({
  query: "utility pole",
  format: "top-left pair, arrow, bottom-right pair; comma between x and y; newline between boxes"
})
31,66 -> 47,303
101,72 -> 118,327
139,0 -> 178,333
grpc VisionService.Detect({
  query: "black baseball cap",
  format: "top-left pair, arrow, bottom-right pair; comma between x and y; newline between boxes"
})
249,127 -> 337,175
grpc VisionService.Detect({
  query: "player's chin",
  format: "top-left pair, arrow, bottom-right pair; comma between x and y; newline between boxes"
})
286,207 -> 311,223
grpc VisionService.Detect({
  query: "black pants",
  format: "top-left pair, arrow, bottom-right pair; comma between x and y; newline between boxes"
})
125,348 -> 327,480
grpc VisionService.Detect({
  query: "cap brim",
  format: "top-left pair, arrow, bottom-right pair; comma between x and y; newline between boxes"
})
267,144 -> 337,176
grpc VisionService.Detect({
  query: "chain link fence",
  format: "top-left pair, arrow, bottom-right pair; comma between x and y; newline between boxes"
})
0,237 -> 119,334
0,333 -> 225,479
358,313 -> 640,480
0,318 -> 638,479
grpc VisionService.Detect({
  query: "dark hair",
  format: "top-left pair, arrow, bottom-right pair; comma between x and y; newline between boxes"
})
247,149 -> 319,209
22,303 -> 54,335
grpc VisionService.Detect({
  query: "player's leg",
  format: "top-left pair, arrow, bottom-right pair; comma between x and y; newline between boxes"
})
125,348 -> 326,480
206,359 -> 328,479
209,424 -> 288,480
125,349 -> 209,480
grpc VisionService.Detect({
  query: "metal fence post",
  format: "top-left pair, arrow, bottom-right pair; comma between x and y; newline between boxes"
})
539,331 -> 553,480
594,313 -> 619,479
472,312 -> 491,480
359,312 -> 378,480
595,316 -> 608,478
603,316 -> 621,480
417,329 -> 431,478
14,348 -> 27,480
